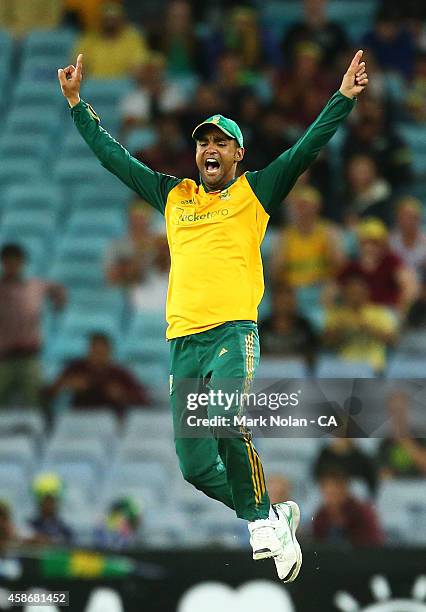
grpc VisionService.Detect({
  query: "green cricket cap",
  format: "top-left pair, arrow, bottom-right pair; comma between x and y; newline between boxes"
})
192,114 -> 244,148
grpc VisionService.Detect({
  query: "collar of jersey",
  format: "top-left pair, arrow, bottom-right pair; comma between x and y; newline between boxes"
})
199,176 -> 238,194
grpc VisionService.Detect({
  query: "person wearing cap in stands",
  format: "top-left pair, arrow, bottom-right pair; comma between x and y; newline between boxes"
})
58,48 -> 369,582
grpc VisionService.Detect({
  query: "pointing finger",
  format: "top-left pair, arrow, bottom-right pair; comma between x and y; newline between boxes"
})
348,49 -> 363,75
76,53 -> 83,78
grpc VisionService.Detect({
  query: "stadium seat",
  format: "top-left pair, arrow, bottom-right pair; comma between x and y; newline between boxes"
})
66,209 -> 126,239
4,109 -> 59,136
81,79 -> 132,106
71,183 -> 131,211
377,479 -> 426,544
53,411 -> 118,449
0,437 -> 36,473
21,28 -> 76,63
316,356 -> 375,378
125,311 -> 167,341
1,209 -> 56,241
256,357 -> 308,379
3,183 -> 62,215
0,134 -> 50,163
58,309 -> 121,344
107,460 -> 170,499
124,409 -> 174,441
0,160 -> 43,196
0,411 -> 45,447
49,259 -> 105,289
117,438 -> 176,469
43,438 -> 107,474
121,335 -> 169,367
386,356 -> 426,378
259,437 -> 320,463
397,330 -> 426,356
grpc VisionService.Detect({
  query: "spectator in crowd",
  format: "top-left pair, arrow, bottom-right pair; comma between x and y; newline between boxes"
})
132,236 -> 170,313
378,390 -> 426,479
362,7 -> 417,79
120,53 -> 187,139
324,274 -> 397,373
93,496 -> 141,550
106,199 -> 156,290
136,115 -> 195,180
313,439 -> 378,496
313,468 -> 384,546
149,0 -> 201,76
275,42 -> 334,129
62,0 -> 104,31
343,96 -> 412,190
405,268 -> 426,329
0,500 -> 18,552
179,83 -> 222,138
343,154 -> 392,226
281,0 -> 349,68
26,474 -> 73,546
48,333 -> 150,416
73,2 -> 148,78
213,52 -> 254,115
266,474 -> 292,506
0,244 -> 65,408
222,7 -> 264,72
0,0 -> 62,36
390,197 -> 426,278
406,51 -> 426,123
338,218 -> 418,314
259,283 -> 318,370
272,185 -> 345,290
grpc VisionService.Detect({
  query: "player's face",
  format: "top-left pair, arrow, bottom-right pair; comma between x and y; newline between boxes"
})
195,127 -> 244,190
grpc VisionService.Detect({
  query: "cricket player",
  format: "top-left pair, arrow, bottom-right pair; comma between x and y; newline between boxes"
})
58,50 -> 368,581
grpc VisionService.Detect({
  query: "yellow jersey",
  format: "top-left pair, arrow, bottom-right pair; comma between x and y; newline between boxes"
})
71,91 -> 355,338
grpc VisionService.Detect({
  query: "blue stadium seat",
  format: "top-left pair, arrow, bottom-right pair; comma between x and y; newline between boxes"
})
107,461 -> 170,500
22,28 -> 76,62
49,259 -> 105,289
377,479 -> 426,544
1,209 -> 56,241
0,160 -> 43,197
0,437 -> 36,474
53,410 -> 118,448
43,438 -> 107,474
58,309 -> 120,344
67,209 -> 126,239
4,109 -> 59,136
316,356 -> 375,378
124,410 -> 173,441
386,356 -> 426,378
13,81 -> 61,109
126,311 -> 167,341
0,410 -> 44,441
256,357 -> 308,379
70,181 -> 131,210
3,183 -> 62,215
81,79 -> 132,106
121,335 -> 169,367
0,134 -> 50,164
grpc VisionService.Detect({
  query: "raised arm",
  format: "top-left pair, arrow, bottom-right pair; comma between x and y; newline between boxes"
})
57,54 -> 181,214
246,50 -> 369,213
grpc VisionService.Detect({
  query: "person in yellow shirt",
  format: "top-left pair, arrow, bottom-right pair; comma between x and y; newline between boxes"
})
58,50 -> 369,581
72,3 -> 147,78
0,0 -> 61,37
64,0 -> 104,32
324,274 -> 397,373
272,184 -> 345,289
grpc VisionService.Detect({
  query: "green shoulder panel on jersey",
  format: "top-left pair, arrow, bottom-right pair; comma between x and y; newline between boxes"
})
71,99 -> 182,214
245,90 -> 355,214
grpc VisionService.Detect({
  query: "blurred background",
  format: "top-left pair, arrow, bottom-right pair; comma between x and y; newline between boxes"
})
0,0 -> 425,610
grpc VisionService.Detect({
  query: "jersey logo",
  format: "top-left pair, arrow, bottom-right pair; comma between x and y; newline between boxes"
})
218,347 -> 228,357
219,188 -> 230,201
211,116 -> 221,124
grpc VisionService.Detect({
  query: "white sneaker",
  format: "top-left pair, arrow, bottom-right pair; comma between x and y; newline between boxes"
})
248,519 -> 282,560
272,501 -> 303,582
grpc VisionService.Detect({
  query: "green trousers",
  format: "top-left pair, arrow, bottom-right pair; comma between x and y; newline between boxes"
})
169,321 -> 270,521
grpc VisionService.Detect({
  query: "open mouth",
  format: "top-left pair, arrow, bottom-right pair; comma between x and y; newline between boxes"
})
205,158 -> 221,176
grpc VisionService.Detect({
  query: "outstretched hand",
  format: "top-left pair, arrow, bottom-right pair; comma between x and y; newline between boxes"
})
58,53 -> 83,107
339,50 -> 368,99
